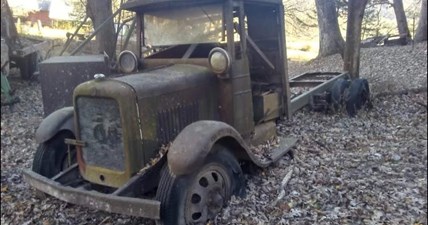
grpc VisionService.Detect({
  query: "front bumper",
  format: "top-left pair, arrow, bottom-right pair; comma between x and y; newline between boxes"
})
23,169 -> 161,220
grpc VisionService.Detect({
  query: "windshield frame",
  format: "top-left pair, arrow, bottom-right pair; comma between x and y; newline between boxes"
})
142,4 -> 224,47
136,3 -> 229,58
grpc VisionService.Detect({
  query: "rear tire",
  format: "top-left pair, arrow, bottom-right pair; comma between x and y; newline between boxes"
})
345,78 -> 371,117
330,78 -> 350,112
155,146 -> 244,225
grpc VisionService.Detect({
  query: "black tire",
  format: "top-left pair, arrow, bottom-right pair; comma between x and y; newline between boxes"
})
345,78 -> 371,117
18,52 -> 38,80
32,131 -> 76,178
155,146 -> 244,225
330,78 -> 350,112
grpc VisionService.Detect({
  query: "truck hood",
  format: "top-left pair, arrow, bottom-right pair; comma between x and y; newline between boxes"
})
114,64 -> 215,99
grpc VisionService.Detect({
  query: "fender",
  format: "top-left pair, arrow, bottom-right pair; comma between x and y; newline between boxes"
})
35,107 -> 75,143
167,120 -> 267,176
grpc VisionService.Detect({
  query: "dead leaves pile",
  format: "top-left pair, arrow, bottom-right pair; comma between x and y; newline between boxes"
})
216,91 -> 427,225
1,42 -> 427,224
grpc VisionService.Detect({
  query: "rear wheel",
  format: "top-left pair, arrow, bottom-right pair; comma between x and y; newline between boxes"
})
32,131 -> 76,178
330,78 -> 350,112
156,146 -> 244,225
345,78 -> 371,117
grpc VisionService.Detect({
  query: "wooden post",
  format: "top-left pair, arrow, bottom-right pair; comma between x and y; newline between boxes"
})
343,0 -> 368,79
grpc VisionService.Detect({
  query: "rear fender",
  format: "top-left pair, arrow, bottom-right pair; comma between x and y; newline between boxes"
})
167,120 -> 263,176
35,107 -> 75,143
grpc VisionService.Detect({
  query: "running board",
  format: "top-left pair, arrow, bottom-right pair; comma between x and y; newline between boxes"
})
249,136 -> 298,167
270,136 -> 298,162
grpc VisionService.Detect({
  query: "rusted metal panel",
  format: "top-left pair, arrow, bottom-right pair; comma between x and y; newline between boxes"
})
253,92 -> 280,122
22,170 -> 161,219
269,137 -> 298,161
167,120 -> 296,176
74,78 -> 141,188
289,80 -> 325,87
157,101 -> 199,145
35,107 -> 74,143
39,55 -> 110,117
125,68 -> 216,161
167,120 -> 252,176
115,64 -> 214,98
73,64 -> 217,187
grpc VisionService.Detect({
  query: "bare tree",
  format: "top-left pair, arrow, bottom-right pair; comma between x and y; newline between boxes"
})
315,0 -> 345,57
284,1 -> 318,38
343,0 -> 369,78
86,0 -> 116,59
1,0 -> 19,48
392,0 -> 411,42
414,0 -> 427,42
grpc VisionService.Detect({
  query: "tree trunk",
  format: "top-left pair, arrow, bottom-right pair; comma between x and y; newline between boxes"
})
343,0 -> 368,79
392,0 -> 411,43
315,0 -> 345,58
86,0 -> 116,59
414,0 -> 427,42
1,0 -> 19,49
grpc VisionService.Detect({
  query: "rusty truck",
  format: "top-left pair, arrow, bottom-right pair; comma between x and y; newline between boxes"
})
23,0 -> 370,224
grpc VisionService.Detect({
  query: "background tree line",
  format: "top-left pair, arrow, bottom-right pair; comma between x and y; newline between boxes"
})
74,0 -> 428,78
283,0 -> 426,77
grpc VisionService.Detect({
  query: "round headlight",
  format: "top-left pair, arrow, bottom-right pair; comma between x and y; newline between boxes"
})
118,50 -> 138,73
208,47 -> 230,75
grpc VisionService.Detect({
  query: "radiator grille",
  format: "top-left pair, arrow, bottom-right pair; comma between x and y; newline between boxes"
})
157,102 -> 199,144
76,97 -> 125,171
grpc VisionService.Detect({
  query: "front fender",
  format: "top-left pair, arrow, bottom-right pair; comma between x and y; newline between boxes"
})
167,120 -> 264,176
35,107 -> 75,143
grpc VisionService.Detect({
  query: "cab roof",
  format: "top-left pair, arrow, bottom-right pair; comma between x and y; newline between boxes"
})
122,0 -> 282,12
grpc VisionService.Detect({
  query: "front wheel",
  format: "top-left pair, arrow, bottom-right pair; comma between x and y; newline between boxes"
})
32,131 -> 76,178
156,146 -> 244,225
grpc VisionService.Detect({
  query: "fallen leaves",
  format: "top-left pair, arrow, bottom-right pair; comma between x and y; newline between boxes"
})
1,42 -> 427,225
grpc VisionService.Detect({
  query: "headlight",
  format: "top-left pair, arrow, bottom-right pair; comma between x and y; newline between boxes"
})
208,47 -> 231,76
118,50 -> 138,73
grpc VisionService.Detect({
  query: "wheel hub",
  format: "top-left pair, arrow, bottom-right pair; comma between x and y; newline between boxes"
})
185,166 -> 231,224
207,191 -> 224,211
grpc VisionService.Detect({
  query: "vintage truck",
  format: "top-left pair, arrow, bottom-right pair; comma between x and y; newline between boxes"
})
23,0 -> 370,224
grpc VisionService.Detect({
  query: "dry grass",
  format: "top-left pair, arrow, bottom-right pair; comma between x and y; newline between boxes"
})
286,39 -> 319,62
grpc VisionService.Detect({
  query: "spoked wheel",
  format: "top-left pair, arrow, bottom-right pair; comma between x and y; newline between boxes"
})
156,146 -> 244,225
185,164 -> 230,223
32,131 -> 77,178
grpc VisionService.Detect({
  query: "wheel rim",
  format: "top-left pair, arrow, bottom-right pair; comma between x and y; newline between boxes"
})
185,164 -> 231,224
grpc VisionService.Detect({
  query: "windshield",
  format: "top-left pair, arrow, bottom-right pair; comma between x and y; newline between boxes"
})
144,5 -> 223,46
